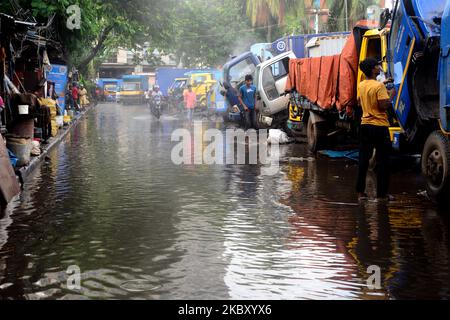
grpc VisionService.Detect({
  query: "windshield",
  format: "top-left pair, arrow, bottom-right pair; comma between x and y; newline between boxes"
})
104,84 -> 118,92
172,80 -> 187,89
229,58 -> 256,88
123,82 -> 140,91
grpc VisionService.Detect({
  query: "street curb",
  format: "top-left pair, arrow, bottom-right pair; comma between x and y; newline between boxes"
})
18,105 -> 94,182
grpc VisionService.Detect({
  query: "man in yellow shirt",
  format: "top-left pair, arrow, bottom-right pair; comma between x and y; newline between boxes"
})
356,58 -> 395,202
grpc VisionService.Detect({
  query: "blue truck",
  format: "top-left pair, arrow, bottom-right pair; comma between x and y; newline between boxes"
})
156,68 -> 194,96
383,0 -> 449,202
96,78 -> 122,102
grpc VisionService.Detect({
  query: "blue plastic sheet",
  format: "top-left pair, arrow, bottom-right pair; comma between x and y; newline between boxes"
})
8,149 -> 18,167
319,150 -> 359,161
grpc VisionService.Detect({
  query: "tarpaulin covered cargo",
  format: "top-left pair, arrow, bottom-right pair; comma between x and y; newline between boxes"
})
336,33 -> 359,113
317,55 -> 340,109
284,32 -> 360,114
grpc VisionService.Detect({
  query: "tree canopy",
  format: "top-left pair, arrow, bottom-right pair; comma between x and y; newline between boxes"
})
0,0 -> 381,75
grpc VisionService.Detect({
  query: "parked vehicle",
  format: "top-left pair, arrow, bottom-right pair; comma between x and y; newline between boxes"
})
221,52 -> 261,123
284,23 -> 392,146
103,83 -> 120,102
382,0 -> 449,203
156,68 -> 194,96
168,77 -> 188,112
96,78 -> 121,102
222,33 -> 349,128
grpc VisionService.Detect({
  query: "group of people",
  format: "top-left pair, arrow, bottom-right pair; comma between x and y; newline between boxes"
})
66,82 -> 89,111
223,74 -> 257,130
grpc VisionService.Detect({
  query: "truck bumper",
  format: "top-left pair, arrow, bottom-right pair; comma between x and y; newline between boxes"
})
287,120 -> 304,132
121,96 -> 143,104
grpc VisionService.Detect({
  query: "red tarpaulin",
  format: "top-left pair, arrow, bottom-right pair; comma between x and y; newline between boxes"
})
336,33 -> 359,113
284,32 -> 360,114
317,55 -> 340,109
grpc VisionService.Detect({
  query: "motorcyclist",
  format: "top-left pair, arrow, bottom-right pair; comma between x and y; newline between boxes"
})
149,85 -> 164,119
151,85 -> 164,99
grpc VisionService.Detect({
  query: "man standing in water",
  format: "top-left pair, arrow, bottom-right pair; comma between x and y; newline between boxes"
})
184,84 -> 197,122
238,74 -> 257,130
356,58 -> 395,202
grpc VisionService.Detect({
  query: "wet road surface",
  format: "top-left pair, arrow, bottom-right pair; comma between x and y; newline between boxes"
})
0,103 -> 449,300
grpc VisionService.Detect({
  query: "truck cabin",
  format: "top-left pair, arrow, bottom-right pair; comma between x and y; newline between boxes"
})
357,28 -> 389,85
222,52 -> 260,91
122,82 -> 141,92
388,0 -> 445,135
255,54 -> 290,102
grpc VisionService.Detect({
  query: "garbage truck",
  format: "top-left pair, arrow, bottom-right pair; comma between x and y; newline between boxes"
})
382,0 -> 450,203
284,0 -> 450,203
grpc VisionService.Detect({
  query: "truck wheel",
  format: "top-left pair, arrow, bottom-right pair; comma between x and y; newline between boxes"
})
307,116 -> 327,153
421,131 -> 450,204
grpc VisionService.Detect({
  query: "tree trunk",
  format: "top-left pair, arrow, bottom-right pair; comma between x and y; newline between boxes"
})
266,23 -> 272,43
77,25 -> 114,73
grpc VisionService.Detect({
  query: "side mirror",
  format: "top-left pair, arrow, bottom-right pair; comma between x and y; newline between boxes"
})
379,8 -> 391,30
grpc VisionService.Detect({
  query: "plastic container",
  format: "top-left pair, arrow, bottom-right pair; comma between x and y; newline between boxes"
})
8,149 -> 18,167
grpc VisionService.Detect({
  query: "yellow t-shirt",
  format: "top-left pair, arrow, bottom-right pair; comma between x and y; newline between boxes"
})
357,80 -> 390,127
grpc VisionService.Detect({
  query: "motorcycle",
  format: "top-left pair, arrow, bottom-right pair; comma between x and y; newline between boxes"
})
148,94 -> 162,120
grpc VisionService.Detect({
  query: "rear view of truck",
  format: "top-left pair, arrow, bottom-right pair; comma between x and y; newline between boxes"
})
119,75 -> 149,105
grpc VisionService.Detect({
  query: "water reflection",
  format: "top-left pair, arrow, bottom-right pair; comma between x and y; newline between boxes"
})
0,104 -> 449,300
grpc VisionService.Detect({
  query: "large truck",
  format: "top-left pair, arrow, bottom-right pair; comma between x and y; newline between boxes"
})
382,0 -> 449,202
283,21 -> 390,147
96,78 -> 122,102
118,74 -> 150,104
222,33 -> 349,128
284,0 -> 450,203
156,68 -> 194,96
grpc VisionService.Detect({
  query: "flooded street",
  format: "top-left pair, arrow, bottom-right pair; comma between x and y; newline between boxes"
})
1,103 -> 449,300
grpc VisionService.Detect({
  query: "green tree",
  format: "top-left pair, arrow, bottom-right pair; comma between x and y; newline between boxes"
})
327,0 -> 377,32
169,0 -> 260,68
246,0 -> 310,41
2,0 -> 175,74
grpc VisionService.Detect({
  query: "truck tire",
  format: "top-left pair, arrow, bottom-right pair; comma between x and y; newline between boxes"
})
307,116 -> 327,153
421,131 -> 450,204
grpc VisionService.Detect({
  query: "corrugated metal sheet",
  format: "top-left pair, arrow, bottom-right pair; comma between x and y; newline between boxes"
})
306,35 -> 350,58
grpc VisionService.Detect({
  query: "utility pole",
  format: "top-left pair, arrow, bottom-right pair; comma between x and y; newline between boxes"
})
306,3 -> 329,34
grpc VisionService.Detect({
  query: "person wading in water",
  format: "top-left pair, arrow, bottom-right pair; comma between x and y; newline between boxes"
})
356,57 -> 396,202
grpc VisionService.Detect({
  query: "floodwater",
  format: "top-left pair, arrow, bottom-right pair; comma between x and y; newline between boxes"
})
0,103 -> 449,300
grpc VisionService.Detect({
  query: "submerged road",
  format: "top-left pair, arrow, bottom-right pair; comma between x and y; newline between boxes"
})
0,103 -> 449,299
